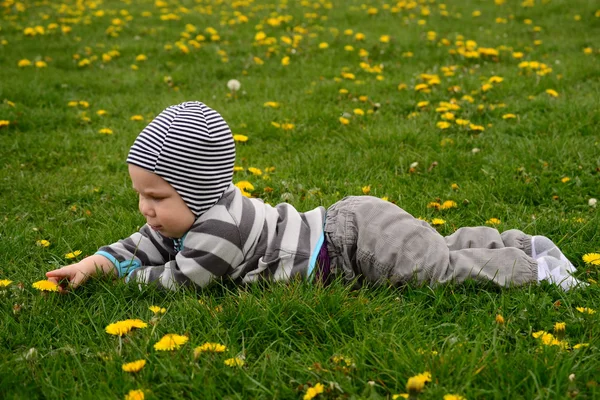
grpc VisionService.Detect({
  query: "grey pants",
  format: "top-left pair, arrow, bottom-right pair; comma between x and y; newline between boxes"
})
324,196 -> 538,288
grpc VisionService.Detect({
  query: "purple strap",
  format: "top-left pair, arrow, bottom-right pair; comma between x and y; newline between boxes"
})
315,237 -> 331,283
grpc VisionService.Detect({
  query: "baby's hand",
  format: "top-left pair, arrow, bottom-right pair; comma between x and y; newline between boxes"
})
45,254 -> 116,291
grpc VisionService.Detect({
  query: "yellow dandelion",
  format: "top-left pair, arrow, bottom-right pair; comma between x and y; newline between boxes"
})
444,395 -> 466,400
18,59 -> 32,67
486,218 -> 501,225
488,76 -> 504,83
353,108 -> 365,116
573,343 -> 589,349
582,253 -> 600,265
149,305 -> 166,314
35,61 -> 47,68
440,200 -> 457,210
380,35 -> 390,43
32,280 -> 59,292
362,185 -> 371,195
545,89 -> 559,98
407,371 -> 431,392
0,279 -> 13,287
224,357 -> 245,367
318,42 -> 329,49
154,334 -> 189,351
248,167 -> 262,176
130,115 -> 144,121
431,218 -> 445,226
122,359 -> 146,373
469,123 -> 485,132
0,120 -> 10,128
124,389 -> 145,400
194,342 -> 227,357
233,134 -> 248,143
303,383 -> 324,400
339,117 -> 350,125
263,101 -> 280,108
451,183 -> 459,190
135,54 -> 147,62
495,314 -> 505,324
281,56 -> 290,66
561,177 -> 570,183
98,128 -> 113,135
235,181 -> 254,193
65,250 -> 82,259
96,110 -> 108,116
105,319 -> 148,336
355,32 -> 365,41
502,114 -> 517,119
36,239 -> 50,247
455,119 -> 470,126
436,121 -> 451,129
576,307 -> 596,315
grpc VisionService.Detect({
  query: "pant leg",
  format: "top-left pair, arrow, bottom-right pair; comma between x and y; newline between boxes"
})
325,197 -> 537,288
445,227 -> 533,257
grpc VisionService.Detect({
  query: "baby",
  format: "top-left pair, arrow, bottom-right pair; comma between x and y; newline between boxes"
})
46,101 -> 585,292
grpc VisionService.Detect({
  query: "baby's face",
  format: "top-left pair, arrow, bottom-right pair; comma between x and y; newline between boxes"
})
128,164 -> 195,239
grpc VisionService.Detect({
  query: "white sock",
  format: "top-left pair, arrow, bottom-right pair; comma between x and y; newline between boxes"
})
536,256 -> 587,291
531,236 -> 576,273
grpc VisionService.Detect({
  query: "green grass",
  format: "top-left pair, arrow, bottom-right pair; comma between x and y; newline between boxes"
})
1,0 -> 599,398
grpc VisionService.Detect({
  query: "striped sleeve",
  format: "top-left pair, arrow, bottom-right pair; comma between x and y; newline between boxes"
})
126,211 -> 244,290
96,225 -> 172,277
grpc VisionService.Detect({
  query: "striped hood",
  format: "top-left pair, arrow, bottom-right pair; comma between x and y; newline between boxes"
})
127,101 -> 235,217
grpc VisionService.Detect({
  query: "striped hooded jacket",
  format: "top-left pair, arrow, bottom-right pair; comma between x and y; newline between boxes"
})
96,184 -> 326,289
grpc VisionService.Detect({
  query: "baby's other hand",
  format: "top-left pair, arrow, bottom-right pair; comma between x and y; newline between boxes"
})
45,254 -> 116,291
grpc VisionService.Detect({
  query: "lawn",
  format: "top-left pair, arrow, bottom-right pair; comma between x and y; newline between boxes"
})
0,0 -> 599,399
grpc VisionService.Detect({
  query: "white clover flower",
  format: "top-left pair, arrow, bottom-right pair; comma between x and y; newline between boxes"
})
589,198 -> 597,208
227,79 -> 241,91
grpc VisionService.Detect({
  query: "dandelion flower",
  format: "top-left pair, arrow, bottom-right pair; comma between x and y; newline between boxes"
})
407,371 -> 431,392
440,200 -> 457,210
36,239 -> 50,247
431,218 -> 445,226
545,89 -> 559,98
149,306 -> 166,314
281,56 -> 290,66
35,61 -> 47,68
380,35 -> 390,43
135,54 -> 147,62
248,167 -> 262,176
235,181 -> 254,192
436,121 -> 451,129
263,101 -> 280,108
122,359 -> 146,372
227,79 -> 241,91
194,342 -> 227,357
130,115 -> 144,121
582,253 -> 600,265
573,343 -> 589,349
0,279 -> 13,287
318,42 -> 329,49
561,177 -> 570,183
444,395 -> 466,400
65,250 -> 82,259
495,314 -> 505,324
339,117 -> 350,125
18,59 -> 32,67
455,119 -> 469,126
0,120 -> 10,128
105,319 -> 148,336
224,357 -> 244,367
98,128 -> 113,135
362,185 -> 371,195
233,134 -> 248,143
502,114 -> 516,119
32,280 -> 59,292
124,389 -> 145,400
486,218 -> 501,225
154,334 -> 188,351
303,383 -> 324,400
576,307 -> 596,315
